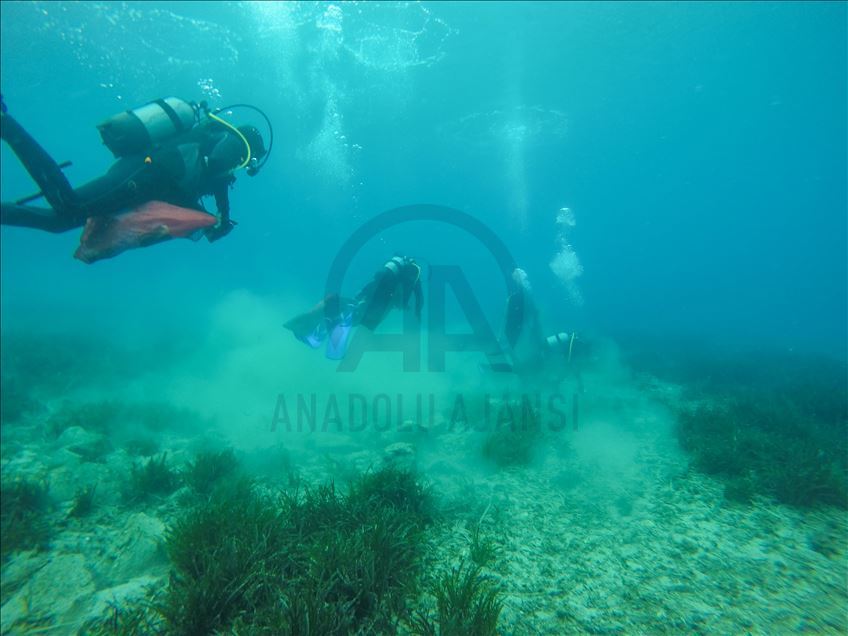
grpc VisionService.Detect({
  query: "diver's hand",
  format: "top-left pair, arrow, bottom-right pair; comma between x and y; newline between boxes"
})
207,219 -> 236,243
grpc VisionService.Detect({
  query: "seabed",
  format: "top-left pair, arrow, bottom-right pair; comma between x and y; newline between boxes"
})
1,334 -> 846,635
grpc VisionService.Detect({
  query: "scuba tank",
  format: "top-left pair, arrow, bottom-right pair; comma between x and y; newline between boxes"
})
547,332 -> 578,365
97,97 -> 197,158
546,332 -> 572,350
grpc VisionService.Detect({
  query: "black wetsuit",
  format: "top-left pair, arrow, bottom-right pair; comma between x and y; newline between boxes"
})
285,256 -> 423,349
503,285 -> 547,375
0,111 -> 242,239
355,256 -> 423,330
505,286 -> 543,350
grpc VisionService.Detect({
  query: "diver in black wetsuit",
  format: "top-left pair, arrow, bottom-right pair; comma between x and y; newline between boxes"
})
285,255 -> 423,359
503,267 -> 546,376
498,267 -> 586,384
0,95 -> 268,242
354,254 -> 423,329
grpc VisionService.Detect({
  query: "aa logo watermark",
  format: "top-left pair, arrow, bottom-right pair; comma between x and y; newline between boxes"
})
274,204 -> 584,434
325,204 -> 518,372
270,392 -> 577,433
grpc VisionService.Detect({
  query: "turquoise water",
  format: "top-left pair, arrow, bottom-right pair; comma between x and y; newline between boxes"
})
0,2 -> 846,634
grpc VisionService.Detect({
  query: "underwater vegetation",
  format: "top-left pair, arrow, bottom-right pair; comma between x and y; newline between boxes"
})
481,425 -> 539,468
480,404 -> 542,469
468,522 -> 499,568
181,448 -> 240,496
68,484 -> 98,518
413,563 -> 503,636
85,465 -> 467,635
119,447 -> 243,507
125,437 -> 161,458
807,517 -> 848,558
79,603 -> 163,636
162,477 -> 290,635
0,478 -> 52,561
345,461 -> 434,521
123,453 -> 180,504
677,384 -> 848,509
657,349 -> 848,509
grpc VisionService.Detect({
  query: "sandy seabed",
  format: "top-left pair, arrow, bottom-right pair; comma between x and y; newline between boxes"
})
1,358 -> 846,635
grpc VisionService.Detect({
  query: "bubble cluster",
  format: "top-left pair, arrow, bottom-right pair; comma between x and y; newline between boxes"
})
441,106 -> 569,149
556,206 -> 576,228
25,1 -> 240,102
197,78 -> 222,101
549,207 -> 584,306
245,1 -> 455,192
316,4 -> 343,34
512,268 -> 532,291
250,1 -> 455,72
340,1 -> 456,71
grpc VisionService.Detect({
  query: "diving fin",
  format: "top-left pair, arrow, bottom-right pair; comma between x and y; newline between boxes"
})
325,312 -> 355,360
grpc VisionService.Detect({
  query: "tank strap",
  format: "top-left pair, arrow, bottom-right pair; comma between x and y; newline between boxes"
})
155,99 -> 188,134
385,255 -> 405,274
546,332 -> 569,348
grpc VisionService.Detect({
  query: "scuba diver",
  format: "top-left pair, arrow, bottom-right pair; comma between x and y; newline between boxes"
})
285,255 -> 423,360
355,254 -> 423,329
0,94 -> 272,262
494,267 -> 584,384
503,267 -> 546,376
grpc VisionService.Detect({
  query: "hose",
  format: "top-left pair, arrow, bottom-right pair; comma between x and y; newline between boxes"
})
206,111 -> 251,170
212,103 -> 274,174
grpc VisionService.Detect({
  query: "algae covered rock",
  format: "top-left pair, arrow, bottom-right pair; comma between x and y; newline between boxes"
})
94,512 -> 168,582
0,553 -> 95,633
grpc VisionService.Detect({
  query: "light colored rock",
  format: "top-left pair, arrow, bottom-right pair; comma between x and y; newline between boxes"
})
93,512 -> 168,583
0,553 -> 94,634
83,575 -> 164,626
0,552 -> 46,607
56,426 -> 101,449
384,442 -> 415,458
48,462 -> 112,503
383,442 -> 416,470
45,447 -> 82,471
1,450 -> 46,480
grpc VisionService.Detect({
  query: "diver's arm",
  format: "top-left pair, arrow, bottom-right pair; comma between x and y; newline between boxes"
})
214,179 -> 231,221
205,132 -> 244,175
504,292 -> 523,350
206,178 -> 235,242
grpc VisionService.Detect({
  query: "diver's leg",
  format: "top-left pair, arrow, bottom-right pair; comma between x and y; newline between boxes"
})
284,302 -> 330,347
0,203 -> 83,233
0,109 -> 81,215
355,277 -> 395,330
72,161 -> 150,218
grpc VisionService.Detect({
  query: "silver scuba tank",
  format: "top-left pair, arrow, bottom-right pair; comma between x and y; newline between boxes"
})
546,332 -> 572,350
97,97 -> 197,158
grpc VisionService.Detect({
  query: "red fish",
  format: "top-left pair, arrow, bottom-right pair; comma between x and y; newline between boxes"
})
74,200 -> 217,264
